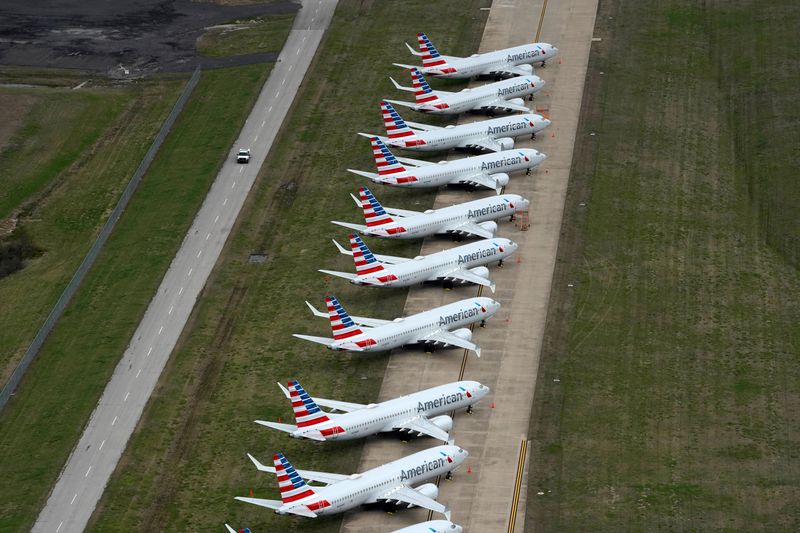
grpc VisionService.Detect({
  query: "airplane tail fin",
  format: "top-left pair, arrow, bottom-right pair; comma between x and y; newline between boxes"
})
380,100 -> 418,141
273,452 -> 319,504
409,67 -> 441,104
358,186 -> 395,227
417,32 -> 449,68
286,379 -> 331,428
370,137 -> 408,176
224,526 -> 252,533
349,233 -> 385,275
326,296 -> 364,340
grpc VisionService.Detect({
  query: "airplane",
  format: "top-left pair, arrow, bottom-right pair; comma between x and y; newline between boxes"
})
224,526 -> 251,533
360,100 -> 550,153
257,378 -> 489,442
393,520 -> 463,533
234,444 -> 468,518
386,67 -> 544,115
395,31 -> 558,78
331,186 -> 530,240
321,233 -> 517,292
348,137 -> 545,193
293,295 -> 500,357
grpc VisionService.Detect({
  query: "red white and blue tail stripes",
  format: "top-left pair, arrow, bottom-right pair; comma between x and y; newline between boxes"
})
326,296 -> 364,340
273,453 -> 317,503
417,32 -> 446,68
287,379 -> 330,428
380,100 -> 415,139
370,137 -> 407,176
358,186 -> 394,227
410,67 -> 439,104
349,234 -> 385,275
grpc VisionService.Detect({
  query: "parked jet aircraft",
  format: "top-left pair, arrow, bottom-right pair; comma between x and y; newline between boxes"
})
394,520 -> 463,533
360,101 -> 550,153
349,137 -> 545,193
224,526 -> 250,533
396,31 -> 558,78
235,445 -> 467,518
293,295 -> 500,357
321,233 -> 517,292
387,67 -> 544,114
257,378 -> 489,442
332,186 -> 529,240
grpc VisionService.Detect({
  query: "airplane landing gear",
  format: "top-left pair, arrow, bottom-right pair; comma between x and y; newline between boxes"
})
526,168 -> 531,176
466,405 -> 473,414
498,259 -> 504,268
531,133 -> 537,140
480,319 -> 487,328
446,471 -> 453,480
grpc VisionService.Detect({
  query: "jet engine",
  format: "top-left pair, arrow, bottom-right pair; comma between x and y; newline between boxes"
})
492,172 -> 510,188
413,483 -> 439,503
517,63 -> 534,74
496,137 -> 515,150
478,221 -> 498,235
451,328 -> 473,341
430,415 -> 454,433
469,266 -> 490,280
507,97 -> 526,108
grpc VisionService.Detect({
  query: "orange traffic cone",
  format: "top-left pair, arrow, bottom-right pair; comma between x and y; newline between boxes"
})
250,487 -> 253,497
491,402 -> 495,409
467,466 -> 473,474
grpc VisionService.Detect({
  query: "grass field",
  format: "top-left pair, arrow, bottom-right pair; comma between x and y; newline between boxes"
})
526,0 -> 800,530
197,12 -> 295,57
0,80 -> 183,384
89,1 -> 490,531
0,63 -> 273,532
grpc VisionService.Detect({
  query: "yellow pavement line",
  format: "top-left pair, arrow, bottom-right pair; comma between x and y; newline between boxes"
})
536,0 -> 549,41
507,439 -> 529,533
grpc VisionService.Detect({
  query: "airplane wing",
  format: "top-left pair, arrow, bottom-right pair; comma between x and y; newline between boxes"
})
381,485 -> 450,520
418,329 -> 481,357
391,415 -> 450,441
481,98 -> 532,113
247,453 -> 348,485
304,301 -> 390,328
394,155 -> 436,167
456,171 -> 503,193
331,239 -> 409,265
275,381 -> 366,413
458,136 -> 503,152
436,266 -> 496,292
442,220 -> 495,239
489,64 -> 535,77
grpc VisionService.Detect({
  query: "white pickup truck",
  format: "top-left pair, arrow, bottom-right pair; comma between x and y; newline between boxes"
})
236,148 -> 251,164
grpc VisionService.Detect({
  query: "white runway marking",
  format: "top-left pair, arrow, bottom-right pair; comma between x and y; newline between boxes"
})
254,133 -> 259,142
268,106 -> 273,112
261,120 -> 266,127
147,346 -> 152,356
231,181 -> 236,189
223,198 -> 228,206
57,522 -> 63,533
196,250 -> 202,258
111,416 -> 117,426
289,64 -> 294,71
188,268 -> 193,277
205,233 -> 211,241
124,392 -> 130,402
179,286 -> 184,295
282,78 -> 286,85
85,466 -> 92,478
70,494 -> 77,505
136,369 -> 141,378
238,166 -> 244,174
214,215 -> 220,223
158,326 -> 163,335
168,305 -> 174,314
99,440 -> 105,451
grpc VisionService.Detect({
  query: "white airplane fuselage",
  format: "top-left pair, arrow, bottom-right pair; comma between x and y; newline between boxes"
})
422,43 -> 558,79
351,238 -> 518,288
387,114 -> 550,152
413,76 -> 544,114
347,194 -> 529,240
276,445 -> 467,517
361,149 -> 545,189
290,381 -> 489,441
392,520 -> 463,533
328,297 -> 499,352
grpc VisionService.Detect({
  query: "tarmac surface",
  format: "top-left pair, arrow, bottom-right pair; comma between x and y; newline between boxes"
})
31,1 -> 338,532
0,0 -> 298,75
339,0 -> 599,531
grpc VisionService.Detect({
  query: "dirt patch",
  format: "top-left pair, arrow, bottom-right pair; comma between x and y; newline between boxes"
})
0,0 -> 298,75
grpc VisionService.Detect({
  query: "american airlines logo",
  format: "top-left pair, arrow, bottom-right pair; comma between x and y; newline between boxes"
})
467,203 -> 509,218
417,391 -> 465,413
438,306 -> 480,326
487,121 -> 528,135
399,457 -> 446,481
497,82 -> 531,97
507,49 -> 541,62
481,155 -> 523,171
457,247 -> 498,265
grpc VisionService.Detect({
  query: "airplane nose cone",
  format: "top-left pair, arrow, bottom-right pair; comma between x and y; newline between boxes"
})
519,197 -> 531,210
542,118 -> 552,128
509,240 -> 519,252
475,383 -> 490,399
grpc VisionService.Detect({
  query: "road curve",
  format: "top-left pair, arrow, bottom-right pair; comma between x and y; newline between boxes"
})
32,2 -> 338,532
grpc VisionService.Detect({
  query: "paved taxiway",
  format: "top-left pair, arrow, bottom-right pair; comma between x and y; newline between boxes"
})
32,2 -> 338,532
340,0 -> 598,531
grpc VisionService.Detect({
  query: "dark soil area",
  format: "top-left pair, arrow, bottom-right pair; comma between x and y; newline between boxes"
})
0,0 -> 298,75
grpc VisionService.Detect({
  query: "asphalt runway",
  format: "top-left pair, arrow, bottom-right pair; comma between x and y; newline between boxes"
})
31,2 -> 338,532
339,0 -> 599,531
0,0 -> 298,75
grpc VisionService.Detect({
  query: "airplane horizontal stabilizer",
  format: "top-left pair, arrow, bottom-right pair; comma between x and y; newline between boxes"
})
234,496 -> 284,511
394,155 -> 434,167
318,269 -> 358,282
389,77 -> 416,93
384,99 -> 419,110
331,220 -> 368,233
293,334 -> 336,348
255,420 -> 298,434
346,169 -> 385,183
357,132 -> 390,142
332,239 -> 408,265
403,120 -> 441,131
403,42 -> 424,57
